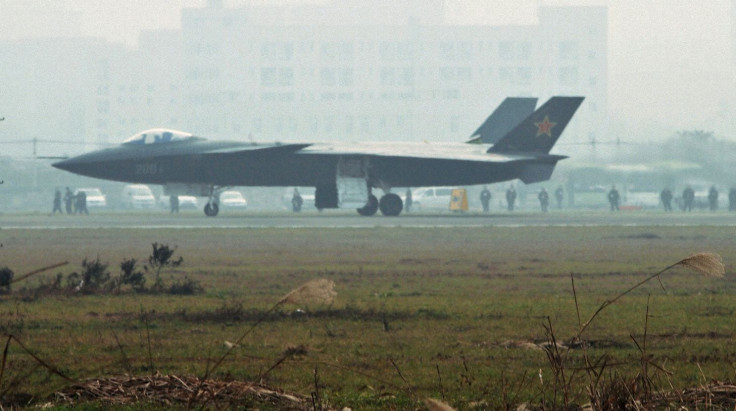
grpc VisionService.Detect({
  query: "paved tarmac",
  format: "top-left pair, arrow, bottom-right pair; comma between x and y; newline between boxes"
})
2,209 -> 736,229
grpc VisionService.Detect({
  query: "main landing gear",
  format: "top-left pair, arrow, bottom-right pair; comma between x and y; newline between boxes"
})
357,193 -> 403,217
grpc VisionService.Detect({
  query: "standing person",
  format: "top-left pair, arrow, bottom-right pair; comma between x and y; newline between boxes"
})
607,185 -> 620,211
76,190 -> 89,214
291,188 -> 303,212
480,186 -> 491,213
64,187 -> 74,214
682,186 -> 695,212
660,187 -> 673,212
506,186 -> 516,212
404,188 -> 412,213
708,185 -> 718,211
52,187 -> 63,214
729,188 -> 736,211
169,195 -> 179,213
554,185 -> 564,209
538,188 -> 549,213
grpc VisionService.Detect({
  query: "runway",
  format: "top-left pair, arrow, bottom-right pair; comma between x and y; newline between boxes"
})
2,209 -> 736,229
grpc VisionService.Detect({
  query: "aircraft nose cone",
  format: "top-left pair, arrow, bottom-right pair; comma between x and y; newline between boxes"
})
52,158 -> 78,173
52,155 -> 99,177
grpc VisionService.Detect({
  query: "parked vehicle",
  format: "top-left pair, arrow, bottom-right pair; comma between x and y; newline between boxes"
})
219,191 -> 247,209
121,184 -> 156,209
411,187 -> 455,210
74,188 -> 107,208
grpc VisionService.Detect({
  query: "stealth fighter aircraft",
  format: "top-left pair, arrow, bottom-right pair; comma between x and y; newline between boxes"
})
53,96 -> 583,216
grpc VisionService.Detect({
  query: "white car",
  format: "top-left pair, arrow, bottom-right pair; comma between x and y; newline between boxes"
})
219,191 -> 247,209
74,188 -> 107,208
121,184 -> 156,209
411,187 -> 455,210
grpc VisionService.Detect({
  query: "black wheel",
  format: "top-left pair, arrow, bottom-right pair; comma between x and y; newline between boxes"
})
379,193 -> 403,216
204,202 -> 219,217
357,195 -> 379,216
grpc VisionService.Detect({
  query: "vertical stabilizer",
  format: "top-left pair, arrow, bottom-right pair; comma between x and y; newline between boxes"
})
469,97 -> 537,144
488,96 -> 584,154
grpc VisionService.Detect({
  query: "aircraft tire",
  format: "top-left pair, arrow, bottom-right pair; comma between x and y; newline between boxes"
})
204,202 -> 219,217
357,195 -> 378,216
379,193 -> 403,216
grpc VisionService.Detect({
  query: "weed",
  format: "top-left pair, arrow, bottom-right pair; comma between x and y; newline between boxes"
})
146,243 -> 183,292
540,252 -> 726,409
117,258 -> 146,292
168,277 -> 203,295
78,256 -> 111,292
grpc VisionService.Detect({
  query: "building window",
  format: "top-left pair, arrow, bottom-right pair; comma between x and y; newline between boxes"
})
499,42 -> 514,60
439,67 -> 454,81
559,41 -> 578,60
338,68 -> 353,87
456,67 -> 471,82
519,42 -> 532,60
261,68 -> 277,87
320,68 -> 336,86
279,68 -> 294,86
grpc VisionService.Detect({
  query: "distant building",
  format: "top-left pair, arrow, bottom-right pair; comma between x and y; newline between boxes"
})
0,1 -> 607,155
177,2 -> 607,147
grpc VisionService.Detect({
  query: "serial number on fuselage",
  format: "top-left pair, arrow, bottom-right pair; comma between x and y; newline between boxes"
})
134,163 -> 161,175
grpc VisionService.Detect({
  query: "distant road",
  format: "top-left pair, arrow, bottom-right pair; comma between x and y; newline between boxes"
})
2,210 -> 736,229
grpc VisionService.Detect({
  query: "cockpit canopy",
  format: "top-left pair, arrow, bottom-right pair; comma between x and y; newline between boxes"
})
122,128 -> 196,145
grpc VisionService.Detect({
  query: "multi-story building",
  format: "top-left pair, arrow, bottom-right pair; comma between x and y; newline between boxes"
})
177,1 -> 607,150
1,1 -> 607,158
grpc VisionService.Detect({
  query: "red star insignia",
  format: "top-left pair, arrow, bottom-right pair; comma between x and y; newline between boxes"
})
535,115 -> 556,137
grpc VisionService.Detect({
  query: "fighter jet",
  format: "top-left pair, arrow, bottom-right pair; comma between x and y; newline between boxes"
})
53,96 -> 583,217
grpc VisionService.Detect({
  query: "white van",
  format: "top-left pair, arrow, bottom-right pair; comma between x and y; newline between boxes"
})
411,187 -> 455,211
74,188 -> 107,208
121,184 -> 156,209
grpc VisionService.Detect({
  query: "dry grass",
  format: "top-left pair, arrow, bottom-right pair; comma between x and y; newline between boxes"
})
54,374 -> 309,409
0,226 -> 734,409
678,252 -> 726,278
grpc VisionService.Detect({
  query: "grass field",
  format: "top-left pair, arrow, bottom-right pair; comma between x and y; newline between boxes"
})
0,225 -> 734,409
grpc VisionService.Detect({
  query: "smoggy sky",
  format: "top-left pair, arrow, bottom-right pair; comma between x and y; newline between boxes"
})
1,0 -> 733,137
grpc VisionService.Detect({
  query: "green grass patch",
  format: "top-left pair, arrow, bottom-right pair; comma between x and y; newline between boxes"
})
0,225 -> 734,408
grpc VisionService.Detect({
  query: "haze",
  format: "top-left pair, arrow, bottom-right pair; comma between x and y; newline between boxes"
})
0,0 -> 734,158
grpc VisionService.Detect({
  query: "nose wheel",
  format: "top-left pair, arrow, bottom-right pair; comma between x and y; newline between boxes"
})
204,202 -> 219,217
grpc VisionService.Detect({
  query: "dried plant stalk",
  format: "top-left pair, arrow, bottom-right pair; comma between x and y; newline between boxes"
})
424,398 -> 457,411
279,279 -> 337,306
678,252 -> 725,278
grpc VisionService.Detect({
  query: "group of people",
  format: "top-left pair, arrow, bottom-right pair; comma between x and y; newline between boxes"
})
52,187 -> 88,215
479,185 -> 565,213
659,185 -> 736,212
606,184 -> 734,212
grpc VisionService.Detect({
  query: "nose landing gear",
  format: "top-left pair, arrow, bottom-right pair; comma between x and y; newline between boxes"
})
204,202 -> 219,217
204,186 -> 222,217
